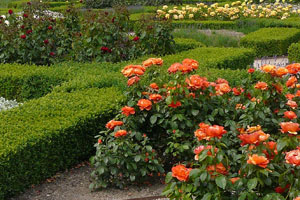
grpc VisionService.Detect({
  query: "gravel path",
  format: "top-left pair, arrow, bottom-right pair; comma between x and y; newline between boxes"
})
11,163 -> 166,200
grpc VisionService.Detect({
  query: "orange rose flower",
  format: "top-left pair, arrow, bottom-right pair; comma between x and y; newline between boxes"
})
294,197 -> 300,200
149,94 -> 162,103
137,99 -> 152,111
285,148 -> 300,166
171,164 -> 192,182
261,65 -> 276,73
150,83 -> 159,90
216,78 -> 228,84
247,154 -> 269,168
206,125 -> 227,139
286,63 -> 300,74
121,65 -> 145,77
185,75 -> 210,90
168,101 -> 182,108
182,58 -> 199,70
233,87 -> 244,96
179,64 -> 193,74
207,163 -> 228,176
286,76 -> 297,88
122,106 -> 135,116
284,111 -> 297,120
127,76 -> 140,86
287,100 -> 298,109
272,83 -> 283,93
215,83 -> 231,95
280,122 -> 300,134
296,90 -> 300,97
239,130 -> 270,146
114,130 -> 127,137
286,93 -> 295,100
106,120 -> 124,130
168,63 -> 182,74
255,81 -> 268,90
230,177 -> 240,184
143,58 -> 163,67
275,67 -> 288,77
263,141 -> 278,160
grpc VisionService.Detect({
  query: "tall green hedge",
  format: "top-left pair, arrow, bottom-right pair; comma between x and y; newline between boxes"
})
240,28 -> 300,57
288,42 -> 300,63
0,87 -> 124,199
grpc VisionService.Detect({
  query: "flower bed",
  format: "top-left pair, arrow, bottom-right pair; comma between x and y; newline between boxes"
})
91,57 -> 300,199
240,27 -> 300,57
156,2 -> 300,21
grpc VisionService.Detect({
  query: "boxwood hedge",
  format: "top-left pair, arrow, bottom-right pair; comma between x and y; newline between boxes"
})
240,28 -> 300,57
0,87 -> 124,199
288,42 -> 300,63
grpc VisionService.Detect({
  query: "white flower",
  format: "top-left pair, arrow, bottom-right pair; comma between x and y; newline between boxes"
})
179,14 -> 184,19
173,14 -> 179,19
163,5 -> 168,10
189,14 -> 194,18
4,20 -> 9,26
165,14 -> 170,19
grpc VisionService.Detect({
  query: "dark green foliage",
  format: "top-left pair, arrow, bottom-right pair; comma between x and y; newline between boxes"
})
174,38 -> 206,52
240,28 -> 300,57
288,42 -> 300,63
0,87 -> 124,199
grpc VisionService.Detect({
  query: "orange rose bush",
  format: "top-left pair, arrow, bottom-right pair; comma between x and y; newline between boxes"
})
91,59 -> 300,199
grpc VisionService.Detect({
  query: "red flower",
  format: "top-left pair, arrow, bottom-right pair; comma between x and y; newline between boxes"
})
195,123 -> 227,141
275,184 -> 290,193
8,9 -> 13,15
49,52 -> 55,56
168,101 -> 181,108
26,30 -> 32,34
20,35 -> 26,39
101,46 -> 112,53
285,148 -> 300,166
23,13 -> 28,18
247,154 -> 269,168
150,83 -> 159,90
27,2 -> 32,5
263,141 -> 278,160
114,130 -> 127,138
98,139 -> 102,144
20,25 -> 25,29
232,87 -> 244,96
149,94 -> 162,103
171,164 -> 192,182
106,120 -> 123,130
207,163 -> 228,176
280,122 -> 300,134
133,36 -> 139,41
127,76 -> 140,86
44,39 -> 49,45
284,111 -> 297,120
248,68 -> 255,73
48,25 -> 53,30
137,99 -> 152,111
121,106 -> 135,116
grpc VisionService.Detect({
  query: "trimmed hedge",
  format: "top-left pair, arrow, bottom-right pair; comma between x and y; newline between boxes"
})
172,20 -> 236,29
288,42 -> 300,63
240,28 -> 300,57
174,38 -> 205,52
0,64 -> 68,102
0,87 -> 124,199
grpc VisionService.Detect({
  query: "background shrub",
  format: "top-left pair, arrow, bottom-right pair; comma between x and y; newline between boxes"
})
288,42 -> 300,63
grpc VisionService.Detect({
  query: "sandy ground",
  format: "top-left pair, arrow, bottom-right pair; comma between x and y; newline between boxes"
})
10,163 -> 166,200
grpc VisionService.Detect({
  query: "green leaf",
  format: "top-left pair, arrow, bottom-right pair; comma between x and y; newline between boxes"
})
247,178 -> 258,190
216,176 -> 226,189
166,96 -> 172,105
134,155 -> 141,162
202,193 -> 212,200
189,169 -> 201,179
192,109 -> 199,116
165,172 -> 173,183
150,115 -> 157,124
277,138 -> 287,151
200,172 -> 207,182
